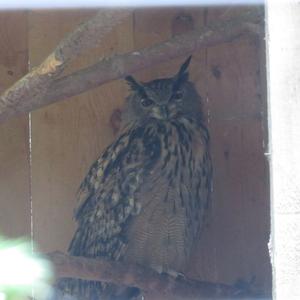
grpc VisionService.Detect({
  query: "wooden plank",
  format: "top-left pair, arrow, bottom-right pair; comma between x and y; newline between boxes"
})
0,12 -> 30,238
188,8 -> 271,294
29,10 -> 134,252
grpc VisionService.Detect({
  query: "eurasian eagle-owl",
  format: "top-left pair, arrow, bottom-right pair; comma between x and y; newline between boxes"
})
56,56 -> 212,300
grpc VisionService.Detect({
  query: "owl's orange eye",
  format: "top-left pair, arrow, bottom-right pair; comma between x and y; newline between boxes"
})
141,98 -> 154,107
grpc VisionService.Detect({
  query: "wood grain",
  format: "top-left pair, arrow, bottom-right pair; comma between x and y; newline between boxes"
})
29,10 -> 134,252
0,12 -> 30,238
189,8 -> 271,295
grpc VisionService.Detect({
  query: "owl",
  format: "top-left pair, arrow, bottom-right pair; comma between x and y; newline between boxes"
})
55,56 -> 212,300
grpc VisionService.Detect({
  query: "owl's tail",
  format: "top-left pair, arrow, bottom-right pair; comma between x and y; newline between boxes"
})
51,278 -> 140,300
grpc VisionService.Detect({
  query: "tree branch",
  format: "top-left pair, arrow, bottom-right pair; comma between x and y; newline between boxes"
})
48,251 -> 254,300
0,7 -> 263,123
0,9 -> 131,122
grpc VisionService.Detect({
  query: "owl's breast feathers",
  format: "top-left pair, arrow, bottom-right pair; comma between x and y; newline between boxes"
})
58,117 -> 212,299
71,117 -> 212,257
69,118 -> 212,260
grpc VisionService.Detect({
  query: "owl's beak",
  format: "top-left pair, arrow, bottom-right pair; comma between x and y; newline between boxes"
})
159,105 -> 169,119
152,105 -> 170,120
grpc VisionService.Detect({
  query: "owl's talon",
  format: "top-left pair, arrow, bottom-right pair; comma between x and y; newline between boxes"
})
167,270 -> 186,279
156,269 -> 185,279
152,265 -> 164,274
175,272 -> 186,280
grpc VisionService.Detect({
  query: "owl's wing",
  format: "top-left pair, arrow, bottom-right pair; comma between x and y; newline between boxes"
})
188,123 -> 213,236
69,123 -> 161,260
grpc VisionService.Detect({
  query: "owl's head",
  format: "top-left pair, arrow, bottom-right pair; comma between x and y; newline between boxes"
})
122,56 -> 203,126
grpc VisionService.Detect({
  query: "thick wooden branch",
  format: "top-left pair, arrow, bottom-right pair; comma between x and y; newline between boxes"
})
0,9 -> 131,122
48,251 -> 254,300
52,9 -> 132,63
0,7 -> 263,123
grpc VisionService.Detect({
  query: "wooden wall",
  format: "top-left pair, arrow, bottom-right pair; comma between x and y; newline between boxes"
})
29,10 -> 134,253
0,8 -> 271,296
0,12 -> 30,238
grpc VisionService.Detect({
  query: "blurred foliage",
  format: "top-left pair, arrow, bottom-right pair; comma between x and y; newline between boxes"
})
0,236 -> 53,300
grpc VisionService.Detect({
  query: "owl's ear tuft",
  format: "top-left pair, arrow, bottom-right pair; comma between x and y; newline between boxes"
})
125,75 -> 144,92
173,56 -> 192,90
177,55 -> 192,77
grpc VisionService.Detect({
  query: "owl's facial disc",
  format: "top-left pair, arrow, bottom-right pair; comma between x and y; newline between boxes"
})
124,56 -> 198,123
143,79 -> 188,120
139,85 -> 171,120
130,78 -> 186,121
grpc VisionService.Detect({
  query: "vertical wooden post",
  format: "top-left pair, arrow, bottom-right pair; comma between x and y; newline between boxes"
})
267,1 -> 300,299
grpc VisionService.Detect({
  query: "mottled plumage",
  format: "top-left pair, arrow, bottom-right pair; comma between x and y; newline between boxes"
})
55,56 -> 212,300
